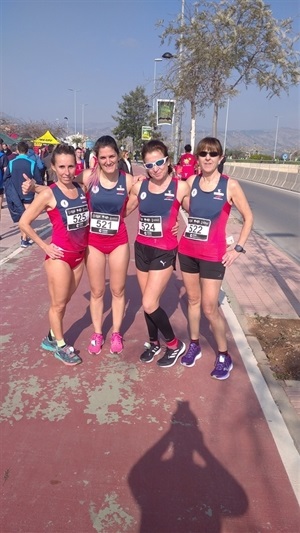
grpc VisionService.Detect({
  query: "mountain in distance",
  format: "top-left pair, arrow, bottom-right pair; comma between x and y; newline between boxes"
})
1,111 -> 299,154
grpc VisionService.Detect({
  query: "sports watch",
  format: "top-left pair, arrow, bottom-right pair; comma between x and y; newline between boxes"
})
234,244 -> 246,254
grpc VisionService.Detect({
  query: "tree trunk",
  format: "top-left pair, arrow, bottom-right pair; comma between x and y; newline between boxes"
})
212,102 -> 219,137
190,99 -> 196,152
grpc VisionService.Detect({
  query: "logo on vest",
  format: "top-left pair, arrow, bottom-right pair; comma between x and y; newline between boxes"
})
61,200 -> 69,208
92,185 -> 99,194
140,192 -> 147,200
164,190 -> 174,200
214,189 -> 224,200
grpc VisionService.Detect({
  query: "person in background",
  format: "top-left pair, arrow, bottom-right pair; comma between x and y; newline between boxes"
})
4,141 -> 43,247
42,145 -> 57,185
2,143 -> 12,157
178,144 -> 198,180
19,144 -> 89,367
118,149 -> 133,175
0,139 -> 9,240
125,139 -> 190,368
7,143 -> 18,162
27,141 -> 45,180
84,147 -> 91,169
178,137 -> 253,379
75,147 -> 85,176
218,154 -> 227,174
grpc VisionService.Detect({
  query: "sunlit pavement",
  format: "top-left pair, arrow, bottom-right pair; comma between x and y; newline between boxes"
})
1,192 -> 300,533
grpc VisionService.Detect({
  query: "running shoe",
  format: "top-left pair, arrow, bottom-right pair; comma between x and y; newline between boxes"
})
140,342 -> 161,363
157,340 -> 186,368
210,353 -> 233,380
88,333 -> 104,355
20,239 -> 31,248
181,342 -> 202,367
41,335 -> 57,352
110,332 -> 123,354
54,345 -> 82,366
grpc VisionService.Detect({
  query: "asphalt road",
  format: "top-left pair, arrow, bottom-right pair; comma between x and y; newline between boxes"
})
234,180 -> 300,265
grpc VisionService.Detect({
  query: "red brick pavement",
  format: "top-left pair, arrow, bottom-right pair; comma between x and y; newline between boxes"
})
1,187 -> 300,532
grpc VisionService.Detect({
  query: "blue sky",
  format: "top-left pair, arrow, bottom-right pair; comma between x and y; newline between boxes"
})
0,0 -> 299,136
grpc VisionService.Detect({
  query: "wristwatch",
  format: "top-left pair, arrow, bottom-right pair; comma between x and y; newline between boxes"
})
234,244 -> 246,254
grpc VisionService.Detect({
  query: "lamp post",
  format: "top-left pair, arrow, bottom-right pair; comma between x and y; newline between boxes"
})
68,88 -> 80,134
153,58 -> 163,113
81,103 -> 88,136
223,97 -> 230,154
273,115 -> 280,160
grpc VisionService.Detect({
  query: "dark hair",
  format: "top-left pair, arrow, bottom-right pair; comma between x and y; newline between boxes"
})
184,144 -> 192,152
17,141 -> 29,154
195,136 -> 223,157
51,144 -> 76,165
11,143 -> 17,152
141,139 -> 173,175
93,135 -> 119,157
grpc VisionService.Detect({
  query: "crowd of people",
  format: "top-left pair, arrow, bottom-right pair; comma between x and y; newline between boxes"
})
2,134 -> 253,378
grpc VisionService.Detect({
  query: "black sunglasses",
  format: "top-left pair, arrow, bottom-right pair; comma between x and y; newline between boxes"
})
198,151 -> 220,157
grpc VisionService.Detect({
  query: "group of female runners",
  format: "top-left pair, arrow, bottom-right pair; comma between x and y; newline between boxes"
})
19,135 -> 253,379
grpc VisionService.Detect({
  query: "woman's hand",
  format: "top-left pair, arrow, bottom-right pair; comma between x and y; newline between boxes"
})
45,243 -> 65,260
22,174 -> 35,195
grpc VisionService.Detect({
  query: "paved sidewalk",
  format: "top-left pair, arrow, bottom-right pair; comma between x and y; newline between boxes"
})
224,215 -> 300,441
1,198 -> 300,532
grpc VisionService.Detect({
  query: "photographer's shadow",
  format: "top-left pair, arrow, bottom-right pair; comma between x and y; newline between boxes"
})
128,401 -> 248,533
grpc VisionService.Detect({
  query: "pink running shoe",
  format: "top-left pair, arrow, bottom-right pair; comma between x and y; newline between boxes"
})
110,332 -> 123,354
88,333 -> 104,355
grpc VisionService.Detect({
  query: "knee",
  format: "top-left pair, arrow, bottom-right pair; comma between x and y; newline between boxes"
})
90,287 -> 105,300
52,301 -> 67,315
202,303 -> 219,321
187,295 -> 201,307
111,286 -> 125,299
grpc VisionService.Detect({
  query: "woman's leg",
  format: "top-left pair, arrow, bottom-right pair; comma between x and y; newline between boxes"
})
181,271 -> 201,339
108,243 -> 130,333
200,277 -> 227,352
44,259 -> 84,342
85,245 -> 106,334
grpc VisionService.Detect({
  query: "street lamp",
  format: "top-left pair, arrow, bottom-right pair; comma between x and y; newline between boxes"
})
153,58 -> 163,113
273,115 -> 280,160
68,88 -> 80,134
81,103 -> 88,136
223,97 -> 230,154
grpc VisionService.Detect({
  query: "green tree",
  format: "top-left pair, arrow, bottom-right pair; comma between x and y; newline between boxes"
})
112,86 -> 158,149
158,0 -> 300,143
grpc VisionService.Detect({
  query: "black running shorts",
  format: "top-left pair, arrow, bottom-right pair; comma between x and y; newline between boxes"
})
135,241 -> 177,272
178,252 -> 225,280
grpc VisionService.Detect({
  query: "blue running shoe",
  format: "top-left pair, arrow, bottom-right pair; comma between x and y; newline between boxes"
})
210,353 -> 233,380
181,342 -> 202,367
54,345 -> 82,366
41,336 -> 57,352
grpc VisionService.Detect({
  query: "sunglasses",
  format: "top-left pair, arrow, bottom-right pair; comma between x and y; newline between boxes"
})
198,151 -> 220,157
144,156 -> 168,169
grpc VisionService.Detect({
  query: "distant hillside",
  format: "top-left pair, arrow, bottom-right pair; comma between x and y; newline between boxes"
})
1,111 -> 299,154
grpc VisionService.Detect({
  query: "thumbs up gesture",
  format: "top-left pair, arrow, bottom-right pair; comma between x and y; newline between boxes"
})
22,174 -> 35,195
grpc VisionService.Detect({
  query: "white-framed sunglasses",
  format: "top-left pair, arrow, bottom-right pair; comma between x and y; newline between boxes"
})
143,156 -> 168,169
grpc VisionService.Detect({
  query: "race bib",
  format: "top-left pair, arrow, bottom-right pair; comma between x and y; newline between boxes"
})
184,217 -> 211,241
138,215 -> 162,238
90,212 -> 120,235
66,205 -> 89,231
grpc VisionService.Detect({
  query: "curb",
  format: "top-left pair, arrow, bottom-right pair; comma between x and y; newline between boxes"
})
223,278 -> 300,454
